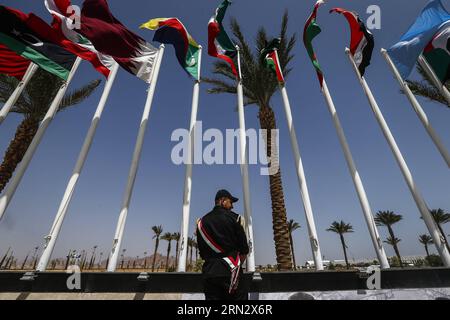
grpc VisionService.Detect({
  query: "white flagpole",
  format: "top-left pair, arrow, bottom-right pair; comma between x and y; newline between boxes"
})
320,75 -> 390,269
107,45 -> 165,272
36,63 -> 120,272
0,63 -> 39,125
236,46 -> 256,272
274,50 -> 324,271
347,49 -> 450,267
381,48 -> 450,168
178,46 -> 202,272
418,54 -> 450,105
0,57 -> 82,221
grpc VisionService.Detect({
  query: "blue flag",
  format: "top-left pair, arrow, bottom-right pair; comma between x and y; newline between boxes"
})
388,0 -> 450,79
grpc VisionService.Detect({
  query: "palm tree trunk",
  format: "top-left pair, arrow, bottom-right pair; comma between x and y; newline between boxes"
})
340,234 -> 350,269
288,232 -> 296,270
258,106 -> 292,270
152,238 -> 159,272
387,226 -> 403,267
175,240 -> 179,269
20,255 -> 29,270
424,245 -> 431,263
165,242 -> 171,272
0,247 -> 11,269
0,117 -> 39,192
437,224 -> 450,253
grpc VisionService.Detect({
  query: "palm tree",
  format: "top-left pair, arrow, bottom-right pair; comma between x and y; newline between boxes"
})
151,225 -> 163,272
161,232 -> 173,272
193,240 -> 198,262
384,236 -> 403,266
143,251 -> 148,270
419,234 -> 433,261
287,220 -> 301,270
326,221 -> 354,269
20,251 -> 30,270
203,13 -> 296,270
188,236 -> 194,270
172,232 -> 181,269
425,209 -> 450,252
406,65 -> 449,109
0,70 -> 101,192
375,211 -> 404,267
0,247 -> 11,269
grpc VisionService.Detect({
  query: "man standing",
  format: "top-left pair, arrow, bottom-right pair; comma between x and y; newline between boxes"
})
196,190 -> 250,300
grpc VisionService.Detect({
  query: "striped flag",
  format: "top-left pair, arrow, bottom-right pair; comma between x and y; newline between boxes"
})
0,6 -> 76,80
260,38 -> 285,84
44,0 -> 115,78
0,43 -> 30,79
303,0 -> 325,87
140,18 -> 201,80
424,24 -> 450,84
330,8 -> 375,76
208,0 -> 238,77
388,0 -> 450,79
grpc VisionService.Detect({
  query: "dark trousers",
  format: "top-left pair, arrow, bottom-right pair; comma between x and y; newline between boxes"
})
203,275 -> 248,301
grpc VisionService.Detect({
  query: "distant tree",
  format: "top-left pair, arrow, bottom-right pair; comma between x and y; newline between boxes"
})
375,211 -> 404,267
326,221 -> 354,269
287,220 -> 301,270
419,234 -> 433,262
151,226 -> 163,272
172,232 -> 181,269
161,232 -> 173,272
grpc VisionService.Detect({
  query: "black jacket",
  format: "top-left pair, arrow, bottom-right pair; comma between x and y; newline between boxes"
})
197,206 -> 249,277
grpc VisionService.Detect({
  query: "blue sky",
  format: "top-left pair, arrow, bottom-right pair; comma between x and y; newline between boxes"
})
0,0 -> 449,267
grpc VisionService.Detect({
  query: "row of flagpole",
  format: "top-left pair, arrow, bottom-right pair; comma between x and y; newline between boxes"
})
378,49 -> 450,265
0,0 -> 449,272
36,62 -> 120,271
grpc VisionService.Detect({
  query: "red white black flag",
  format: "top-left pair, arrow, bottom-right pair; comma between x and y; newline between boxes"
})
331,8 -> 375,76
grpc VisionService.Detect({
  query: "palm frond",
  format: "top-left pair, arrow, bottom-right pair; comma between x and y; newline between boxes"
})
60,79 -> 102,110
405,64 -> 450,108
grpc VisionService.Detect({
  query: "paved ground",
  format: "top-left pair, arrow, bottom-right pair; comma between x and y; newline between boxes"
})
2,288 -> 450,300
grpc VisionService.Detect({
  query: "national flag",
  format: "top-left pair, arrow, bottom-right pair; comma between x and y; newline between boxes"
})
0,6 -> 76,80
303,0 -> 325,87
0,44 -> 30,79
424,24 -> 450,84
140,18 -> 201,80
208,0 -> 238,77
78,0 -> 158,83
260,38 -> 285,84
388,0 -> 450,79
45,0 -> 115,78
330,8 -> 375,76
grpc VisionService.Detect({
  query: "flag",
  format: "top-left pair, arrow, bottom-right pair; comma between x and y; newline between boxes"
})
208,0 -> 238,77
303,0 -> 325,87
0,6 -> 76,80
388,0 -> 450,79
260,38 -> 285,84
330,8 -> 375,76
424,24 -> 450,84
79,0 -> 158,83
45,0 -> 114,78
0,44 -> 31,79
140,18 -> 201,80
